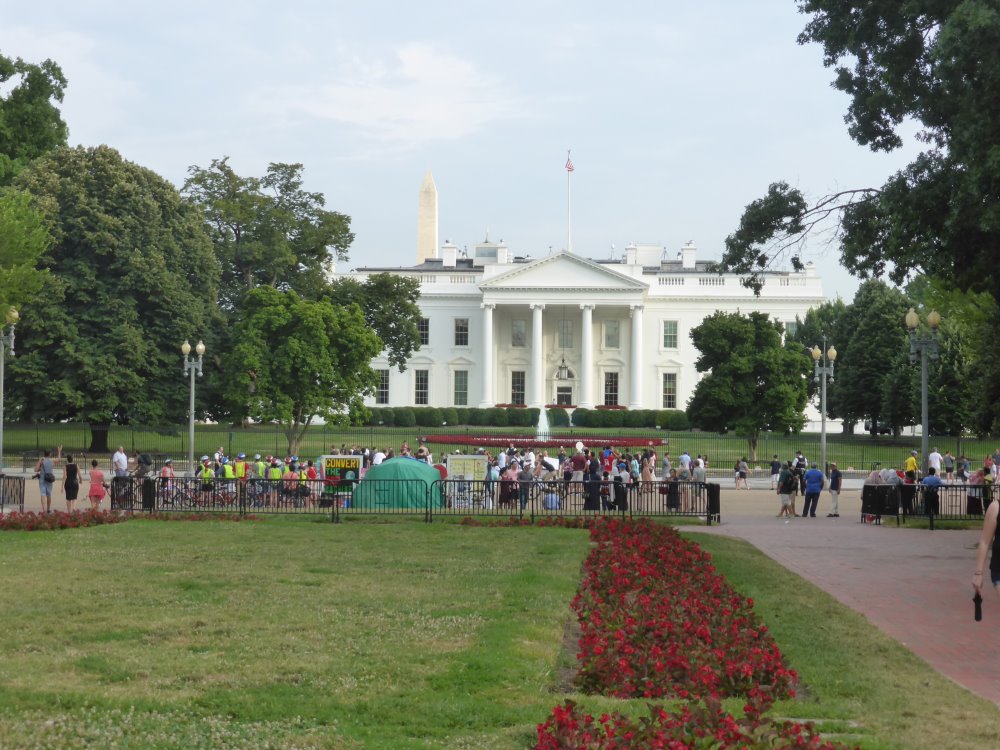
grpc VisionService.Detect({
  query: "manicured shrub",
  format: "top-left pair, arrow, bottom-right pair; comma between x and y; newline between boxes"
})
571,408 -> 590,427
623,409 -> 646,428
601,409 -> 624,428
486,407 -> 509,427
454,407 -> 469,425
466,408 -> 486,426
441,407 -> 459,426
547,407 -> 570,427
394,407 -> 416,427
657,409 -> 689,430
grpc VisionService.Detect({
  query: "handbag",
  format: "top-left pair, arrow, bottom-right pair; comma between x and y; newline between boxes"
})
44,472 -> 56,483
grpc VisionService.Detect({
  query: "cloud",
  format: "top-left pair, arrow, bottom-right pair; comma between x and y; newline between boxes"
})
259,42 -> 530,148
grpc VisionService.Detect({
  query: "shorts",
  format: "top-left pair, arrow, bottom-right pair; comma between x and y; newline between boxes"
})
780,493 -> 791,508
200,482 -> 214,492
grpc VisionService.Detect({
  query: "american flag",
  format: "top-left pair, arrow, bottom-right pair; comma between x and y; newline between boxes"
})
565,155 -> 575,172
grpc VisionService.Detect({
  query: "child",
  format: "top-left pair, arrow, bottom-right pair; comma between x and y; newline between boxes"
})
600,471 -> 613,510
88,459 -> 107,511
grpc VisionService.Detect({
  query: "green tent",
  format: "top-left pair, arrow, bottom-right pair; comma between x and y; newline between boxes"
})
351,457 -> 444,510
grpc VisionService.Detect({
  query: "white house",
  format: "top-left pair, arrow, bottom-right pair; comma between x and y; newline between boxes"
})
343,174 -> 826,414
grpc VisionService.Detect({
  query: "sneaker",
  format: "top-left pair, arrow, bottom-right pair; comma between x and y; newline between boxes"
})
832,513 -> 840,517
826,513 -> 835,517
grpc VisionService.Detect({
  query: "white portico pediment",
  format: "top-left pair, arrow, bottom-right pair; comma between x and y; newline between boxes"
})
480,252 -> 646,304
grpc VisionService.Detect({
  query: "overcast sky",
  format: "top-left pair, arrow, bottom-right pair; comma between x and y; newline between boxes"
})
2,0 -> 922,302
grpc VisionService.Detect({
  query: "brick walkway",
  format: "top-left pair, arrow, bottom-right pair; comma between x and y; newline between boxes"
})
684,486 -> 998,706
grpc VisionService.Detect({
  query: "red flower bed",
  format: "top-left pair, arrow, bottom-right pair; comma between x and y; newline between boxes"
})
459,516 -> 598,529
536,518 -> 855,749
0,510 -> 262,531
421,434 -> 668,449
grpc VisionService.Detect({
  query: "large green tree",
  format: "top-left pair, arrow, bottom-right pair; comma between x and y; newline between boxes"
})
8,145 -> 219,450
182,158 -> 354,307
719,2 -> 1000,298
686,311 -> 810,460
0,188 -> 50,312
0,53 -> 68,184
833,281 -> 914,435
223,286 -> 382,454
327,273 -> 422,370
788,298 -> 852,428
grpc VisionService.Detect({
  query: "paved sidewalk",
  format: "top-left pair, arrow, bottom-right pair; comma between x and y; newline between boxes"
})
684,486 -> 998,707
7,474 -> 996,706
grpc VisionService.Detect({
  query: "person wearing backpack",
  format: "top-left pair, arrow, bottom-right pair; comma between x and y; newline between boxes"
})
777,461 -> 796,518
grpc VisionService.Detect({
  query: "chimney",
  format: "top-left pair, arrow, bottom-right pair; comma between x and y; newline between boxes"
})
681,242 -> 696,269
625,243 -> 638,266
441,241 -> 458,267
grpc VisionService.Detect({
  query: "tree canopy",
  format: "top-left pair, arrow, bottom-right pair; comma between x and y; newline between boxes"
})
223,286 -> 383,454
327,273 -> 422,371
719,1 -> 1000,297
686,311 -> 810,459
8,145 -> 219,443
0,188 -> 50,313
182,158 -> 354,307
0,53 -> 68,184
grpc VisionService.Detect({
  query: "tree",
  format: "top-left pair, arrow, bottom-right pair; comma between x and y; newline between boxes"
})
223,286 -> 382,454
182,158 -> 354,307
327,273 -> 422,370
787,298 -> 853,428
832,281 -> 913,436
0,53 -> 68,184
0,188 -> 50,312
686,311 -> 810,460
718,2 -> 1000,298
8,145 -> 219,451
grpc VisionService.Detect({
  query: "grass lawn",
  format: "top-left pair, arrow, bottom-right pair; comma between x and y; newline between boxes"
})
0,517 -> 996,748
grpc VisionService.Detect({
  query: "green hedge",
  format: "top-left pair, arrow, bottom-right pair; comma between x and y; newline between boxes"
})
365,405 -> 681,430
547,407 -> 570,427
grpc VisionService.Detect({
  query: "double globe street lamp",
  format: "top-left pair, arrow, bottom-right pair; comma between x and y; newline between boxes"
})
182,340 -> 206,476
905,308 -> 941,474
0,308 -> 18,474
811,340 -> 837,474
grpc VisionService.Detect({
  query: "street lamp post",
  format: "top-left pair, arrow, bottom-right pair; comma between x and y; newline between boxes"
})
0,308 -> 18,474
905,308 -> 941,474
811,339 -> 837,474
182,340 -> 205,476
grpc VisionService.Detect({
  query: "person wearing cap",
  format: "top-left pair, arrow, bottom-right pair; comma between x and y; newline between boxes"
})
826,462 -> 842,517
904,450 -> 919,483
198,457 -> 215,501
234,453 -> 248,481
254,454 -> 266,480
802,462 -> 825,518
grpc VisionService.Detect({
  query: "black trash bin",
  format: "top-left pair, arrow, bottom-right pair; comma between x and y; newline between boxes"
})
141,477 -> 156,511
706,482 -> 721,523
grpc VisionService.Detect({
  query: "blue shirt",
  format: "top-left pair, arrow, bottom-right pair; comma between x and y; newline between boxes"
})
922,474 -> 944,488
804,468 -> 825,493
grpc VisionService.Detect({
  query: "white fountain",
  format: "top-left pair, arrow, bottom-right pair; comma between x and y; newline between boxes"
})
536,406 -> 551,443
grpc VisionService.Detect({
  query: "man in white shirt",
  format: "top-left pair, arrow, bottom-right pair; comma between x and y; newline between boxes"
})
679,451 -> 691,471
372,449 -> 386,465
112,446 -> 129,477
497,451 -> 508,470
927,447 -> 943,474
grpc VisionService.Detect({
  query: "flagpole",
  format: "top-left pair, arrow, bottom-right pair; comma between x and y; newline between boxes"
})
566,149 -> 573,254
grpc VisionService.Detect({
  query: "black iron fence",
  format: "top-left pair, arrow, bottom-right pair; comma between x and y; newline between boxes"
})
861,482 -> 999,529
0,476 -> 25,513
5,421 -> 997,479
102,476 -> 720,525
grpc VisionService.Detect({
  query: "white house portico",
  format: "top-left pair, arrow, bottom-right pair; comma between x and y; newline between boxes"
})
477,252 -> 647,409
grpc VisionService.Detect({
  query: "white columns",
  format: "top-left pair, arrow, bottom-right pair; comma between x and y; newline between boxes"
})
629,304 -> 644,409
579,304 -> 594,408
530,303 -> 545,407
480,303 -> 494,407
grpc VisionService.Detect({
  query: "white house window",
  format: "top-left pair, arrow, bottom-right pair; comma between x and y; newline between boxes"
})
454,318 -> 469,346
511,371 -> 526,405
604,320 -> 620,349
662,320 -> 678,349
415,369 -> 429,405
376,369 -> 389,404
453,370 -> 468,406
511,319 -> 527,348
785,321 -> 798,337
604,372 -> 619,406
556,386 -> 573,406
558,318 -> 574,349
662,372 -> 677,409
418,318 -> 430,346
